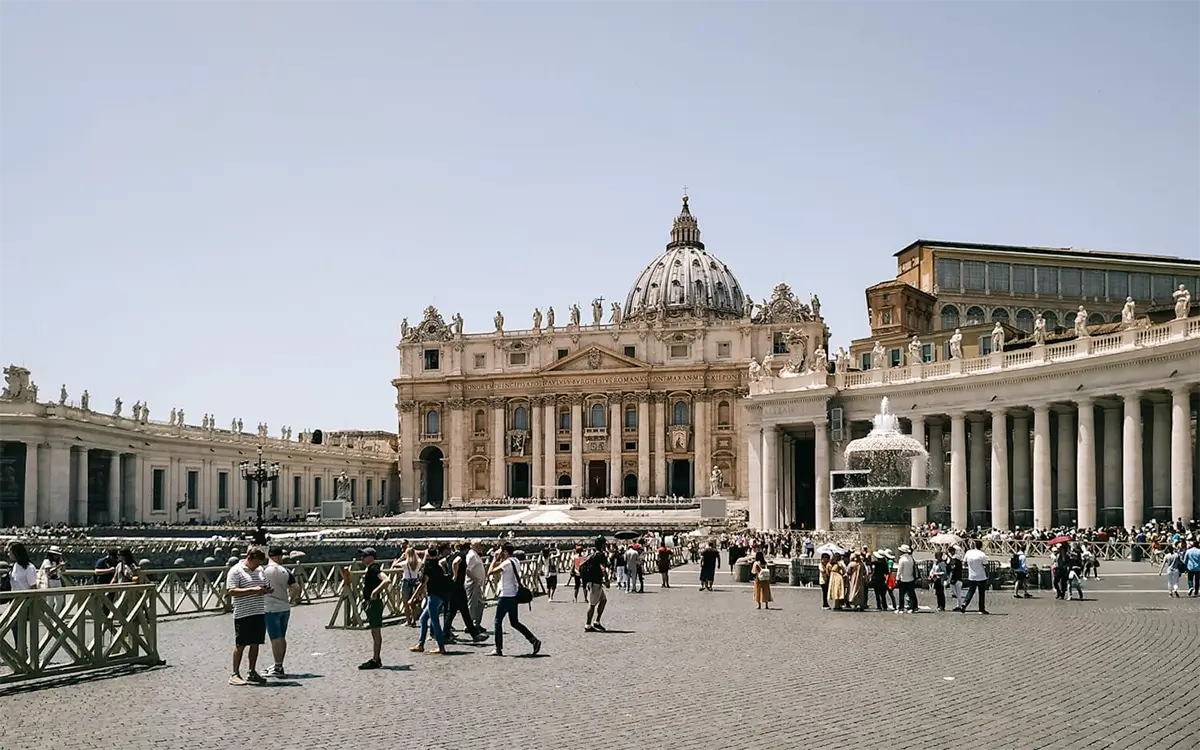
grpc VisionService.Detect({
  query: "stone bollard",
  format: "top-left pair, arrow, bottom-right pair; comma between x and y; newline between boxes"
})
734,560 -> 752,584
789,558 -> 804,586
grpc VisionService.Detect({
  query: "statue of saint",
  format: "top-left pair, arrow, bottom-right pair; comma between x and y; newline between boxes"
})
169,408 -> 177,426
992,322 -> 1006,353
908,335 -> 922,365
493,311 -> 504,332
592,299 -> 603,325
948,329 -> 963,360
1173,284 -> 1191,320
1073,305 -> 1089,338
1033,314 -> 1047,346
453,313 -> 464,336
835,347 -> 849,374
812,344 -> 827,371
810,294 -> 821,318
871,340 -> 886,369
610,302 -> 622,325
1121,297 -> 1136,327
176,408 -> 184,425
747,357 -> 764,383
709,466 -> 724,496
400,318 -> 409,339
545,306 -> 555,329
569,303 -> 581,327
59,384 -> 68,405
743,296 -> 754,319
532,308 -> 542,330
113,397 -> 122,417
80,390 -> 89,410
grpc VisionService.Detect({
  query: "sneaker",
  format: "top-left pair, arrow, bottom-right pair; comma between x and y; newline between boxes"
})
409,645 -> 424,653
584,625 -> 596,632
228,674 -> 247,686
246,670 -> 266,684
488,649 -> 503,656
592,623 -> 607,632
358,659 -> 381,670
267,666 -> 286,678
531,638 -> 542,656
428,648 -> 445,655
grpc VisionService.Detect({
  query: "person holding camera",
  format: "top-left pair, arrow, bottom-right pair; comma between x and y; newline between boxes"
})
225,548 -> 272,685
487,543 -> 541,657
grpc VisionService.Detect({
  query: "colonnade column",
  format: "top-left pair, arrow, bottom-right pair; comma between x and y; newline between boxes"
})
73,447 -> 89,526
949,413 -> 967,529
24,442 -> 39,527
990,409 -> 1009,531
1151,397 -> 1171,512
608,400 -> 621,497
491,399 -> 507,498
399,403 -> 416,507
968,415 -> 987,524
449,401 -> 465,502
108,451 -> 121,524
814,419 -> 830,531
1032,405 -> 1052,530
747,426 -> 763,529
1076,398 -> 1097,529
927,420 -> 945,519
1011,413 -> 1030,527
570,397 -> 583,499
763,425 -> 779,530
542,400 -> 556,499
780,435 -> 793,527
652,396 -> 667,496
1102,404 -> 1122,523
531,400 -> 543,499
1122,392 -> 1144,529
637,396 -> 650,496
1170,386 -> 1194,523
693,394 -> 710,498
909,416 -> 927,526
1056,407 -> 1077,525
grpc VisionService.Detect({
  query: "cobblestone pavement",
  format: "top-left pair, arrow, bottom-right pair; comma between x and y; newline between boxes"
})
2,566 -> 1197,750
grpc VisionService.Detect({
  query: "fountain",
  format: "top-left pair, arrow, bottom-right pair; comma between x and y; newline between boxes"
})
828,397 -> 939,552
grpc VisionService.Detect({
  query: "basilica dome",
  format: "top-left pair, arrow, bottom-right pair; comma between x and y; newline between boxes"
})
623,196 -> 748,321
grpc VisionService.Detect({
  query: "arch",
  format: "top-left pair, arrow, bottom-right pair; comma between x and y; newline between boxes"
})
1043,311 -> 1058,330
673,400 -> 690,426
589,403 -> 606,428
623,404 -> 637,430
965,306 -> 985,326
473,409 -> 486,434
513,406 -> 528,430
717,400 -> 732,426
1110,313 -> 1122,324
622,473 -> 638,497
418,445 -> 445,507
1064,310 -> 1076,329
990,308 -> 1010,324
1088,313 -> 1106,325
1015,309 -> 1034,332
556,474 -> 572,500
424,409 -> 440,435
940,305 -> 960,330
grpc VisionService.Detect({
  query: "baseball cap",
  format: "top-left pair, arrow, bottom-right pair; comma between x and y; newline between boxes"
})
268,546 -> 285,557
359,547 -> 377,558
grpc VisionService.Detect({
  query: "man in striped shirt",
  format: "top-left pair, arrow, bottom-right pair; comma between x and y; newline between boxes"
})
226,548 -> 272,685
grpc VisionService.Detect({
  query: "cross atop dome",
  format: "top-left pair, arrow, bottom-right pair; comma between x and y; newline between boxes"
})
668,191 -> 703,250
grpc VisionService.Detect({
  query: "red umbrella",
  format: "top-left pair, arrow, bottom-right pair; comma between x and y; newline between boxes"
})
1046,535 -> 1072,546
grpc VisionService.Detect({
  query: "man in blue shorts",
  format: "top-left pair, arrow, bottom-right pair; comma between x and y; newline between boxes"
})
262,546 -> 301,677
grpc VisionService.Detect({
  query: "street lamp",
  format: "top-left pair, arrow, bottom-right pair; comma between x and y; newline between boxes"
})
240,445 -> 280,544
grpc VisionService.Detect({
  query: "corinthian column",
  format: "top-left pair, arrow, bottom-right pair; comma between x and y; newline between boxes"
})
570,397 -> 583,499
763,425 -> 779,530
1122,392 -> 1144,528
1151,397 -> 1171,512
1011,412 -> 1030,528
531,399 -> 543,499
693,393 -> 711,498
1032,404 -> 1052,530
1076,398 -> 1096,529
491,399 -> 506,498
814,419 -> 830,531
949,413 -> 967,529
542,399 -> 556,498
652,396 -> 667,496
637,395 -> 650,496
990,409 -> 1009,530
909,416 -> 927,526
1101,404 -> 1122,524
1056,407 -> 1077,524
1171,386 -> 1194,523
608,398 -> 621,497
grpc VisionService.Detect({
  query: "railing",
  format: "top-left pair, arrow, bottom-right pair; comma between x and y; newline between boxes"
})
0,584 -> 161,684
909,536 -> 1143,561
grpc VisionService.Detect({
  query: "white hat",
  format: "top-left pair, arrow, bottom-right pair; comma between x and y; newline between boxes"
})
884,549 -> 895,560
48,545 -> 63,556
899,544 -> 912,554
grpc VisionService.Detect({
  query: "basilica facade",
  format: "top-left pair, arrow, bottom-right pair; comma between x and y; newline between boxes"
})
393,197 -> 826,509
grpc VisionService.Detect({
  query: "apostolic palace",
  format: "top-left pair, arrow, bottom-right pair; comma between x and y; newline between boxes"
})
2,196 -> 1199,531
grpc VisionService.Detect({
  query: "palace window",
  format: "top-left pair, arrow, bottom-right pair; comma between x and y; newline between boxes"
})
1108,271 -> 1129,300
717,401 -> 731,426
1012,265 -> 1035,294
152,469 -> 165,511
473,353 -> 486,369
1036,267 -> 1059,295
508,352 -> 526,366
921,343 -> 934,363
962,261 -> 987,291
366,479 -> 373,506
558,407 -> 570,431
1015,309 -> 1034,332
218,472 -> 228,510
557,348 -> 569,360
889,349 -> 901,368
669,344 -> 690,358
979,335 -> 993,356
939,305 -> 960,331
1088,313 -> 1105,325
1152,274 -> 1174,302
1043,311 -> 1058,330
991,308 -> 1010,324
1130,273 -> 1150,302
965,306 -> 985,326
936,258 -> 961,290
772,332 -> 789,355
860,353 -> 871,370
186,470 -> 198,510
314,476 -> 322,507
423,349 -> 440,370
1060,268 -> 1082,299
513,406 -> 528,430
623,345 -> 636,358
245,478 -> 255,509
624,405 -> 637,430
474,409 -> 486,434
424,410 -> 440,435
672,400 -> 690,426
293,476 -> 302,508
988,262 -> 1011,293
589,403 -> 606,428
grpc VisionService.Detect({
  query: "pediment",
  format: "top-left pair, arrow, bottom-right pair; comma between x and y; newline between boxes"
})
540,345 -> 648,373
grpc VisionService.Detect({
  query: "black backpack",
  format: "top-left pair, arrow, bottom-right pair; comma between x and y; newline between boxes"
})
579,553 -> 603,583
1010,553 -> 1021,571
0,571 -> 11,592
1173,553 -> 1187,573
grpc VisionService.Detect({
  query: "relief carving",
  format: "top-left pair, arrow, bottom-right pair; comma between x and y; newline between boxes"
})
405,305 -> 454,343
584,439 -> 607,453
755,283 -> 812,325
668,425 -> 691,452
397,400 -> 417,413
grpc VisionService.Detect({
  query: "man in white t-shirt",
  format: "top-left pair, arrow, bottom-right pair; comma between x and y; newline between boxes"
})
956,540 -> 990,615
262,547 -> 301,677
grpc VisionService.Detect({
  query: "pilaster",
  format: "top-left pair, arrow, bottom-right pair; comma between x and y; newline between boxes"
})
608,399 -> 621,497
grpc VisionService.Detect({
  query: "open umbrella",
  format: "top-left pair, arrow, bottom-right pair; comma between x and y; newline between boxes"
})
814,542 -> 846,557
614,531 -> 640,540
1045,535 -> 1073,547
928,533 -> 963,546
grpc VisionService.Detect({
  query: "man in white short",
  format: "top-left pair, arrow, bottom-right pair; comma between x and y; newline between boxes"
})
956,539 -> 990,615
262,546 -> 301,677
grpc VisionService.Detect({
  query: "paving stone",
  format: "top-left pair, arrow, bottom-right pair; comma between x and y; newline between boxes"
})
1,566 -> 1197,750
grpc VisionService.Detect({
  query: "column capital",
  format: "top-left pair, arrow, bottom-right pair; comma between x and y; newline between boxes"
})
1119,390 -> 1143,403
947,411 -> 966,420
908,414 -> 926,425
1073,395 -> 1095,407
811,417 -> 829,427
1032,403 -> 1051,414
1169,384 -> 1193,399
762,423 -> 779,436
989,406 -> 1007,419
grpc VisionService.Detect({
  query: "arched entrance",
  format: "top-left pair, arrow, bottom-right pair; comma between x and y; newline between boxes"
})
419,445 -> 445,507
622,473 -> 638,498
586,460 -> 607,498
556,473 -> 571,499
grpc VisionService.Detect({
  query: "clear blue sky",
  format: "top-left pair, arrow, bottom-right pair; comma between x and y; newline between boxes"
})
1,1 -> 1197,432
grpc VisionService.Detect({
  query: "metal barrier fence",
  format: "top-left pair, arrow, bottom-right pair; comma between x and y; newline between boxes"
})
909,537 -> 1148,561
0,584 -> 162,685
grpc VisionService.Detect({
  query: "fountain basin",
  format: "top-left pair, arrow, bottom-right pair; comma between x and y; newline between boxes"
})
830,486 -> 941,524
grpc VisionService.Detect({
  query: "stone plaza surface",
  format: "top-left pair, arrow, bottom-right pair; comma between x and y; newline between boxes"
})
2,566 -> 1197,750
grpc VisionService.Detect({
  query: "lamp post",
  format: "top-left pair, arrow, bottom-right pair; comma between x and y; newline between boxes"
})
240,445 -> 280,544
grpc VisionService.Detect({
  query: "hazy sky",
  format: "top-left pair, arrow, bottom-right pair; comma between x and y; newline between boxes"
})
1,1 -> 1197,432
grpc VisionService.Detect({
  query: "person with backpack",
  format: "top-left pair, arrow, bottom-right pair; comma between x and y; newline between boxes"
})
1011,545 -> 1031,598
580,536 -> 609,632
486,543 -> 541,657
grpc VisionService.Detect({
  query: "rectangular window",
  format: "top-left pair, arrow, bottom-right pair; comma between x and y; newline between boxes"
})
979,335 -> 993,355
423,349 -> 440,370
245,478 -> 255,509
508,351 -> 527,366
1012,264 -> 1035,294
772,332 -> 789,354
1130,273 -> 1150,301
1035,267 -> 1058,295
557,348 -> 569,360
888,348 -> 901,368
1060,268 -> 1082,299
669,344 -> 690,358
558,442 -> 571,453
624,408 -> 637,430
921,343 -> 934,362
944,341 -> 953,360
314,477 -> 322,507
936,258 -> 961,290
186,470 -> 198,510
350,477 -> 357,504
716,341 -> 731,358
860,353 -> 871,370
558,410 -> 570,431
1108,270 -> 1129,300
881,308 -> 893,325
270,476 -> 279,508
623,345 -> 636,358
624,440 -> 637,451
1083,269 -> 1106,298
152,468 -> 165,511
962,261 -> 987,291
473,353 -> 486,369
293,475 -> 302,508
366,478 -> 373,506
218,472 -> 229,510
988,262 -> 1011,293
1152,274 -> 1174,302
